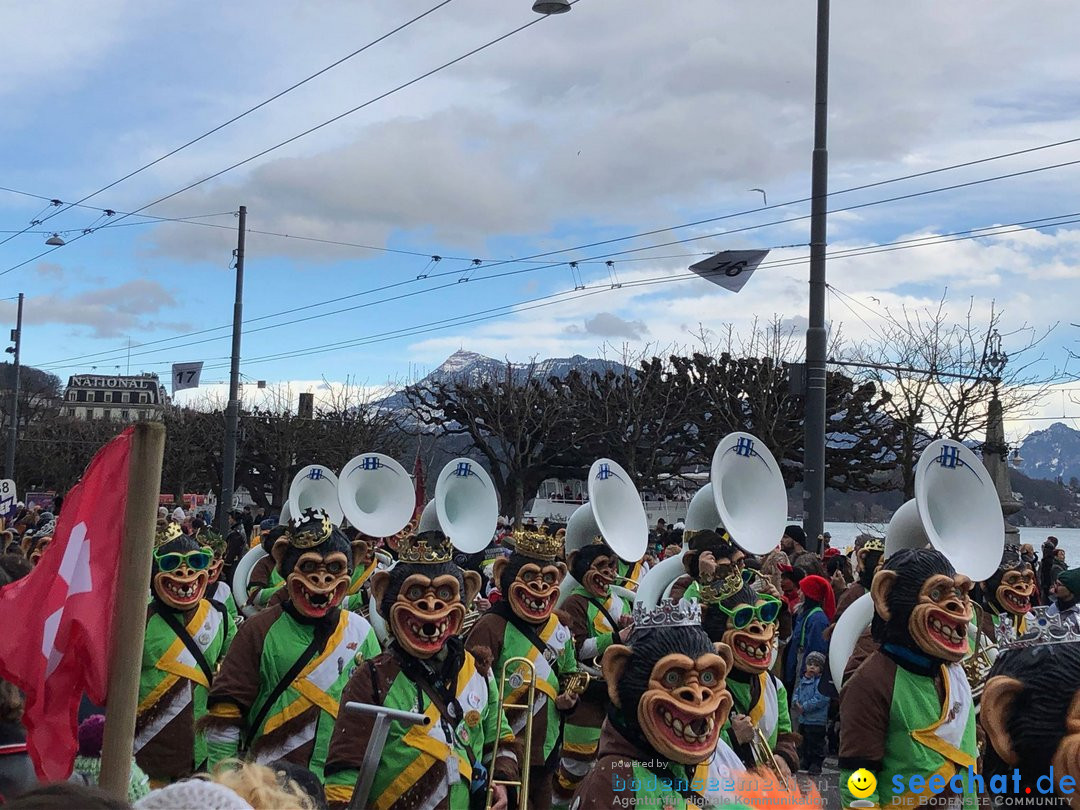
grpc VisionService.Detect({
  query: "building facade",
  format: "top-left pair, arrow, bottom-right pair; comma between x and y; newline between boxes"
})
62,373 -> 169,421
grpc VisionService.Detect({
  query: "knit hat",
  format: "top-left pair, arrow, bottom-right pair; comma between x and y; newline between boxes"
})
172,507 -> 186,522
799,574 -> 836,620
823,547 -> 841,559
135,779 -> 253,810
783,525 -> 807,548
1057,567 -> 1080,596
77,714 -> 106,757
805,651 -> 826,670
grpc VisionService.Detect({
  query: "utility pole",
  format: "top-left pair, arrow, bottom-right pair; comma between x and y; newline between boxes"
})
219,207 -> 245,532
803,0 -> 831,553
4,293 -> 23,480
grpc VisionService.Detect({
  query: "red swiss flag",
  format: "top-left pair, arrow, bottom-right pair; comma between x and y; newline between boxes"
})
0,428 -> 132,781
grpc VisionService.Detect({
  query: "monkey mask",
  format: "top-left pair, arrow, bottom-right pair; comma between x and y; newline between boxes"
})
271,509 -> 364,620
855,538 -> 885,590
871,547 -> 973,662
198,528 -> 227,586
495,529 -> 566,625
604,617 -> 735,766
682,531 -> 744,590
982,546 -> 1035,620
370,530 -> 481,659
703,582 -> 781,675
569,541 -> 619,600
152,525 -> 212,611
980,641 -> 1080,803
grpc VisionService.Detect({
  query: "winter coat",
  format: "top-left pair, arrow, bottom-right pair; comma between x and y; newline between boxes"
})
792,675 -> 829,726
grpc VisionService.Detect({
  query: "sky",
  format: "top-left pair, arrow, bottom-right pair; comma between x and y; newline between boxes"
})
3,0 -> 1080,442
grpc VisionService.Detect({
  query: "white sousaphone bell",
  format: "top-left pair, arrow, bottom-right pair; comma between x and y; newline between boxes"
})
557,458 -> 649,607
366,458 -> 500,644
829,439 -> 1005,689
232,455 -> 416,619
635,431 -> 788,608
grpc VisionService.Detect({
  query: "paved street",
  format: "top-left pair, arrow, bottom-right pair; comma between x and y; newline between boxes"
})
794,756 -> 842,808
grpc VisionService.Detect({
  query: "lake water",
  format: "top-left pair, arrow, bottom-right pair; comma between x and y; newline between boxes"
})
822,522 -> 1080,568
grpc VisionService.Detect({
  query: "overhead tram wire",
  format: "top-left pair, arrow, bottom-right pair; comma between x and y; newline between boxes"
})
0,3 -> 579,281
36,195 -> 1080,371
0,0 -> 458,246
37,207 -> 1080,371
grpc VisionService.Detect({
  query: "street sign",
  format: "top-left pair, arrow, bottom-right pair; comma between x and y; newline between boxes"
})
0,479 -> 16,519
688,249 -> 770,293
171,362 -> 204,395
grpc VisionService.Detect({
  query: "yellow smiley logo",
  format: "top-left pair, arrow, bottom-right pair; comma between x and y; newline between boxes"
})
847,768 -> 877,799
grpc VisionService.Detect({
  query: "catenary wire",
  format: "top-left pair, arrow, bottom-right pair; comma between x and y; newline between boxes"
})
1,0 -> 457,243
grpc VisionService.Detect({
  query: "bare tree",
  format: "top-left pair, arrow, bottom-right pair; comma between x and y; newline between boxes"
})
836,295 -> 1060,498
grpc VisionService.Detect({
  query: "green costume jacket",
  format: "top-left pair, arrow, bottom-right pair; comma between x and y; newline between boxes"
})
324,648 -> 518,810
210,580 -> 239,627
465,607 -> 577,764
134,599 -> 230,782
839,648 -> 978,808
205,603 -> 380,780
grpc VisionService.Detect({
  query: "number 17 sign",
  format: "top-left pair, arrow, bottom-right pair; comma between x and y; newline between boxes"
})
171,362 -> 204,395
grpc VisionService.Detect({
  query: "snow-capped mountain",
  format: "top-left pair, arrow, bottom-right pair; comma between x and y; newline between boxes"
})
378,349 -> 627,409
1016,422 -> 1080,484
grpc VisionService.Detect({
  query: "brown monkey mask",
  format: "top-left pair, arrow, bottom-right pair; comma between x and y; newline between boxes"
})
371,562 -> 481,659
994,568 -> 1035,618
271,511 -> 357,619
703,584 -> 780,675
494,555 -> 566,624
873,565 -> 973,662
605,635 -> 734,766
152,536 -> 212,611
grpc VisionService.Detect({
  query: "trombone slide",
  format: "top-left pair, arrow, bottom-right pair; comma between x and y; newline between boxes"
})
344,701 -> 430,810
486,656 -> 537,810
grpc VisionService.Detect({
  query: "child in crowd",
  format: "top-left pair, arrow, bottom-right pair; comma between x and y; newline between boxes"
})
791,651 -> 829,776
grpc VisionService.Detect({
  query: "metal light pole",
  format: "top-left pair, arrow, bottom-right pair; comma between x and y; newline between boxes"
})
981,330 -> 1021,540
4,293 -> 23,480
803,0 -> 831,552
219,207 -> 246,531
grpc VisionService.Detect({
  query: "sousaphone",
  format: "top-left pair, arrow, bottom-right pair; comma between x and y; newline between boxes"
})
829,439 -> 1005,689
635,431 -> 787,606
558,459 -> 648,607
288,464 -> 344,527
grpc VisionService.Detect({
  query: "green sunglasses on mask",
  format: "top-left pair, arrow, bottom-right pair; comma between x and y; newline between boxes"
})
154,547 -> 213,573
714,594 -> 782,629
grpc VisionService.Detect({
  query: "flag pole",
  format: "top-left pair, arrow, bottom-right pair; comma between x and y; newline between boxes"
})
99,421 -> 166,799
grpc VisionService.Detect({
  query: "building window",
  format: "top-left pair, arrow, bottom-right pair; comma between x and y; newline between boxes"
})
67,408 -> 76,417
102,409 -> 111,420
96,391 -> 105,403
121,392 -> 129,403
104,392 -> 112,403
139,393 -> 148,404
67,391 -> 75,401
120,409 -> 129,420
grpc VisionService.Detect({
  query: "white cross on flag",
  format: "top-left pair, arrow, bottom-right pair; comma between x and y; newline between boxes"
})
0,429 -> 132,780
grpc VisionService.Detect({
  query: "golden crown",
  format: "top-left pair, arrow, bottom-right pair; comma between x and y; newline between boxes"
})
631,599 -> 702,631
699,570 -> 746,605
513,529 -> 563,562
861,538 -> 885,553
398,531 -> 454,564
154,522 -> 183,548
288,509 -> 334,550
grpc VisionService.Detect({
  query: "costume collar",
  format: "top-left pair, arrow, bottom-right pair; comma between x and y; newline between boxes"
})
282,599 -> 341,629
882,642 -> 941,676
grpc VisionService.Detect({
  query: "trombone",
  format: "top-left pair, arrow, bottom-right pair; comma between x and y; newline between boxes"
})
486,657 -> 535,810
749,723 -> 790,793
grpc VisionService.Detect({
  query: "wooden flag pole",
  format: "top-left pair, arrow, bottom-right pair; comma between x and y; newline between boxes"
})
99,421 -> 166,799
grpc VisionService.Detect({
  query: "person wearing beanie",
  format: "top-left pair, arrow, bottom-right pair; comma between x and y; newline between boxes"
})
70,715 -> 151,803
782,575 -> 832,696
135,778 -> 253,810
781,525 -> 806,561
1048,567 -> 1080,632
791,650 -> 828,775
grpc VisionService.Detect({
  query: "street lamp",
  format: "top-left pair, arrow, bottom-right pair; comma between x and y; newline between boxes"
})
533,0 -> 571,13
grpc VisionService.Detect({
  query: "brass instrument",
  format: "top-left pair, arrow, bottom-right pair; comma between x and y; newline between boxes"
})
748,721 -> 790,793
487,657 -> 536,810
963,604 -> 998,705
559,669 -> 593,697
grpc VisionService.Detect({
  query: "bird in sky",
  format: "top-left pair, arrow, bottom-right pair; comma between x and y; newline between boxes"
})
749,188 -> 767,206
